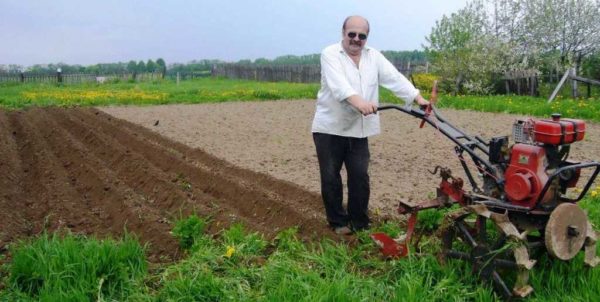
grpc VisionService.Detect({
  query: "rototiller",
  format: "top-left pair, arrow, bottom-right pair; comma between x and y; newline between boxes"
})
371,83 -> 600,299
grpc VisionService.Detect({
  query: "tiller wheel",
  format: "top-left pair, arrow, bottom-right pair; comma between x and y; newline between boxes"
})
440,205 -> 536,299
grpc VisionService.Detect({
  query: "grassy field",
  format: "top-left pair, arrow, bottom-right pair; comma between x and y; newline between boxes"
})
2,77 -> 600,123
1,78 -> 600,300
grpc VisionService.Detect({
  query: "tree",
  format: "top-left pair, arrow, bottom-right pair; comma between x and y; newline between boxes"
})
519,0 -> 600,72
136,61 -> 146,73
253,58 -> 270,65
146,59 -> 156,73
127,60 -> 138,73
424,0 -> 501,94
156,58 -> 166,78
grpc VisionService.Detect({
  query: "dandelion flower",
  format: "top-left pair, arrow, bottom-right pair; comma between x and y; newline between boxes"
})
592,191 -> 598,198
225,245 -> 235,258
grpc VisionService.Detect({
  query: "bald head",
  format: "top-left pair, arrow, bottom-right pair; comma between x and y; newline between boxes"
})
342,16 -> 370,34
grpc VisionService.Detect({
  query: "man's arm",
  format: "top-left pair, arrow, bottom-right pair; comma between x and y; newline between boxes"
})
321,49 -> 377,115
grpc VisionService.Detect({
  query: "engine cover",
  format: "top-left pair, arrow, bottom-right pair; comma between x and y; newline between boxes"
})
505,144 -> 552,208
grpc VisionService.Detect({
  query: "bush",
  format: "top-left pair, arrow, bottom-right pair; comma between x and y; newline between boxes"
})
412,73 -> 440,92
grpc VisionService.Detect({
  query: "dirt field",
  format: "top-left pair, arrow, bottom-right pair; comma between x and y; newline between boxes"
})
102,100 -> 600,210
0,107 -> 332,262
2,101 -> 599,261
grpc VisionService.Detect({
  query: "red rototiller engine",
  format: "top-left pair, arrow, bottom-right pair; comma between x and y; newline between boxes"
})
371,84 -> 600,299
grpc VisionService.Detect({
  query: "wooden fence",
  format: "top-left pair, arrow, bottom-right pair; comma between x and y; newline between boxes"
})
502,70 -> 540,96
0,72 -> 164,84
212,64 -> 414,83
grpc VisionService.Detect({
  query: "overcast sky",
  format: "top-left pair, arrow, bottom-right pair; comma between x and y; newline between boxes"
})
1,0 -> 469,67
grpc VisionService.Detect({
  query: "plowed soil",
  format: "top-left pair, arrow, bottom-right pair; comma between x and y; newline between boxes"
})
102,100 -> 600,212
0,107 -> 331,262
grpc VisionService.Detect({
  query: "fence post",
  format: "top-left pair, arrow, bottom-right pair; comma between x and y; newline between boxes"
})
57,68 -> 63,84
588,83 -> 591,98
177,72 -> 180,86
20,72 -> 25,83
571,68 -> 578,98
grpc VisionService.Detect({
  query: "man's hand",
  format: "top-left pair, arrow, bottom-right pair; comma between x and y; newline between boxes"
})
414,94 -> 429,106
347,95 -> 378,115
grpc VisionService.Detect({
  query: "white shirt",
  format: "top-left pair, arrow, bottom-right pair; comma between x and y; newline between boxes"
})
311,42 -> 420,138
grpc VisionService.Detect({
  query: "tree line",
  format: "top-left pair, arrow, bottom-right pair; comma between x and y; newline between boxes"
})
0,51 -> 426,76
0,59 -> 167,75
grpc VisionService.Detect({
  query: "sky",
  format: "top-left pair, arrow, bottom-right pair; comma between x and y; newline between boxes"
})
0,0 -> 469,67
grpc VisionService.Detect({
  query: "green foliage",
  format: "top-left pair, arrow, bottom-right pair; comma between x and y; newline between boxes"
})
1,232 -> 147,301
127,60 -> 138,73
416,208 -> 446,232
136,60 -> 146,73
146,59 -> 157,73
171,214 -> 209,250
412,73 -> 440,91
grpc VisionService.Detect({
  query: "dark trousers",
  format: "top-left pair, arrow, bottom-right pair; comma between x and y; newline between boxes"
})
313,132 -> 370,230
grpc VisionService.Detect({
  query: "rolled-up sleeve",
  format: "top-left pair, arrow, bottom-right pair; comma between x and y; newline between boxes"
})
376,52 -> 419,106
321,49 -> 357,102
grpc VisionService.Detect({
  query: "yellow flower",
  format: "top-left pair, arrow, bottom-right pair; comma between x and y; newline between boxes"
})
224,246 -> 235,258
592,191 -> 598,198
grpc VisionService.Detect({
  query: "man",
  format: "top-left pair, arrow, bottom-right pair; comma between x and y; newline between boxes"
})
312,15 -> 429,235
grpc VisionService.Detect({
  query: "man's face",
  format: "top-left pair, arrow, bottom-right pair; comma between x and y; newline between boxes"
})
342,17 -> 369,56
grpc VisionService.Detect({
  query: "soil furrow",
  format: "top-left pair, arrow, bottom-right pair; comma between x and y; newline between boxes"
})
0,111 -> 28,250
47,108 -> 272,236
65,108 -> 330,239
27,108 -> 182,261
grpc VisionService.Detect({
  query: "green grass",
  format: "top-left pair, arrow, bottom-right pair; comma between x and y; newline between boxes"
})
3,205 -> 600,301
0,232 -> 147,301
432,94 -> 600,123
2,77 -> 600,125
0,77 -> 319,109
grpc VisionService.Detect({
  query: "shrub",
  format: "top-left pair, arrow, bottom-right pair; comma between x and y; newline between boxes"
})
412,73 -> 440,92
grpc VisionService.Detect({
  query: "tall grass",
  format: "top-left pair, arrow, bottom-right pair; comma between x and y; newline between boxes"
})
0,232 -> 147,301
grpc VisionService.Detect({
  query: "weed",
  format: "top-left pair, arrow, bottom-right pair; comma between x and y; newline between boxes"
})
171,214 -> 208,250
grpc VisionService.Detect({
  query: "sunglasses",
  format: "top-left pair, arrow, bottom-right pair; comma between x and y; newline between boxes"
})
347,32 -> 368,41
